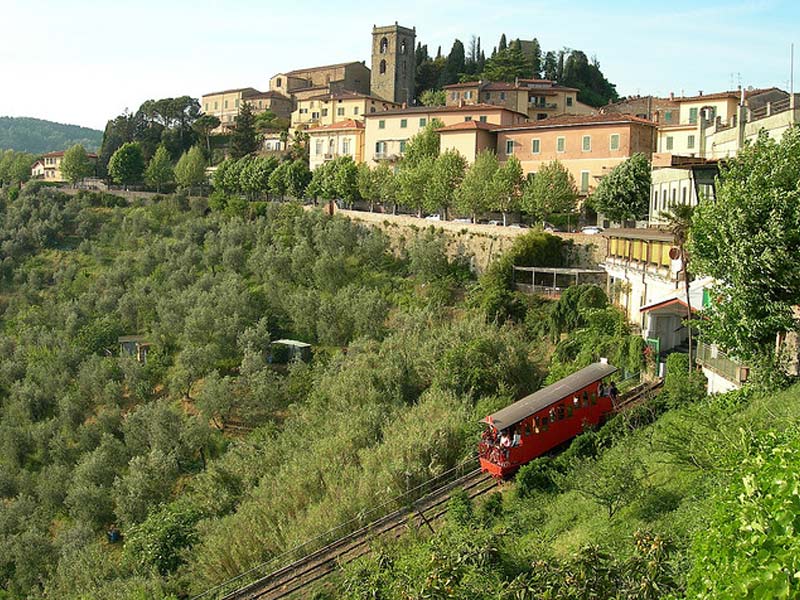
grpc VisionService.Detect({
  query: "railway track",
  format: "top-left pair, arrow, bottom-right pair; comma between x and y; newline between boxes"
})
207,466 -> 497,600
205,378 -> 663,600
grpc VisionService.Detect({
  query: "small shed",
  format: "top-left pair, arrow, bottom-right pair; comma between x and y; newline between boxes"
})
270,339 -> 312,363
118,335 -> 151,363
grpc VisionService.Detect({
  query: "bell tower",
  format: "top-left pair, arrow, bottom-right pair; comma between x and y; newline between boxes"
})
371,23 -> 416,105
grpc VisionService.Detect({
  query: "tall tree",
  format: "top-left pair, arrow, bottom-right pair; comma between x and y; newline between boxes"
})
144,145 -> 174,192
561,50 -> 619,107
229,102 -> 259,159
375,162 -> 399,214
543,51 -> 558,80
425,149 -> 467,220
268,161 -> 290,200
357,163 -> 379,212
402,119 -> 442,168
286,160 -> 312,199
456,149 -> 499,222
174,146 -> 207,193
60,144 -> 93,186
397,156 -> 435,217
439,40 -> 466,87
192,114 -> 221,158
529,38 -> 543,78
690,128 -> 800,361
333,156 -> 359,208
481,44 -> 531,82
590,153 -> 650,223
498,34 -> 508,52
521,160 -> 578,224
490,155 -> 524,226
107,142 -> 145,187
419,89 -> 447,106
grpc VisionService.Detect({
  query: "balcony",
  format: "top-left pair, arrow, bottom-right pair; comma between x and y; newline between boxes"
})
696,341 -> 751,384
529,101 -> 558,110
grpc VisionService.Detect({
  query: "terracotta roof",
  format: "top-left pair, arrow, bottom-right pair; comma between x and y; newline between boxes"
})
304,90 -> 399,104
437,120 -> 502,132
202,86 -> 261,97
365,103 -> 527,118
497,113 -> 657,131
306,119 -> 365,132
41,150 -> 98,158
518,78 -> 555,84
442,80 -> 483,89
281,61 -> 366,77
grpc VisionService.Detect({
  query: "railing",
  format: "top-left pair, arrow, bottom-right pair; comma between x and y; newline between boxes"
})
695,341 -> 750,384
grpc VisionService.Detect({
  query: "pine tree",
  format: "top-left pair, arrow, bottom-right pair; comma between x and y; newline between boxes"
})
230,102 -> 259,159
498,34 -> 507,51
530,38 -> 542,78
174,146 -> 207,192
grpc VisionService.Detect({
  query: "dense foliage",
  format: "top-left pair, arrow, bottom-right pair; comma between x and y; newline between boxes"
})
590,152 -> 651,222
691,127 -> 800,362
0,116 -> 102,154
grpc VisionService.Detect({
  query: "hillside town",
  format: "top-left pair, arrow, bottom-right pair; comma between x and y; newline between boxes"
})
3,8 -> 800,600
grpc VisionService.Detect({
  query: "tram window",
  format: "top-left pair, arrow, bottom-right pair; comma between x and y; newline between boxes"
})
549,409 -> 556,423
582,392 -> 589,407
557,405 -> 566,420
590,393 -> 597,405
524,422 -> 531,436
573,396 -> 579,406
567,405 -> 574,418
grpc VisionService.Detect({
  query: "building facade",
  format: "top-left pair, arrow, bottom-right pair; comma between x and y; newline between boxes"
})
370,23 -> 416,105
363,104 -> 527,165
30,150 -> 97,182
200,87 -> 292,132
443,79 -> 595,121
306,120 -> 365,170
291,91 -> 399,130
494,114 -> 657,196
269,61 -> 371,99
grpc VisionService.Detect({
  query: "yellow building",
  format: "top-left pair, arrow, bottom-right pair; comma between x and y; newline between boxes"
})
30,150 -> 97,182
292,91 -> 400,130
200,87 -> 292,132
306,120 -> 365,170
443,79 -> 595,121
364,104 -> 527,165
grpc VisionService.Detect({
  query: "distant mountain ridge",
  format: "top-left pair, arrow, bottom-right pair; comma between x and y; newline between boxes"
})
0,116 -> 103,154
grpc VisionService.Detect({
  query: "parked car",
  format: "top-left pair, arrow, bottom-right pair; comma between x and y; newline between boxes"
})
508,223 -> 529,229
487,220 -> 503,226
581,225 -> 604,235
542,222 -> 560,232
425,214 -> 441,221
453,217 -> 472,223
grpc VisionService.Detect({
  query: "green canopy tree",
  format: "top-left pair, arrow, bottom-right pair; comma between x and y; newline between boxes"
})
174,146 -> 207,193
490,155 -> 524,226
286,160 -> 311,200
144,145 -> 174,192
590,153 -> 650,223
456,149 -> 498,222
60,144 -> 94,186
107,142 -> 145,187
690,128 -> 800,361
333,156 -> 359,208
397,156 -> 435,217
419,89 -> 447,106
357,163 -> 379,211
268,161 -> 289,200
482,42 -> 531,82
425,149 -> 467,220
403,119 -> 443,167
375,162 -> 399,214
521,160 -> 578,224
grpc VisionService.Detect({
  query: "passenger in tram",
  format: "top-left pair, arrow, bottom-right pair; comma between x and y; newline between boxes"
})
599,381 -> 607,397
609,381 -> 619,402
512,429 -> 521,446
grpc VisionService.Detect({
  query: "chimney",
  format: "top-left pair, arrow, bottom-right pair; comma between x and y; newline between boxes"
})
698,90 -> 703,96
669,91 -> 674,101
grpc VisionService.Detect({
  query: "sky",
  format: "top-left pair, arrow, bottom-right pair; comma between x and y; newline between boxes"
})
1,0 -> 798,130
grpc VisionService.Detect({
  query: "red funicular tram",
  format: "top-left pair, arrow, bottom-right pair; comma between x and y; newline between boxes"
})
479,361 -> 619,478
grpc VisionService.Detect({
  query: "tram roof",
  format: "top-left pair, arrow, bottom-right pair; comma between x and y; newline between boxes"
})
484,362 -> 618,431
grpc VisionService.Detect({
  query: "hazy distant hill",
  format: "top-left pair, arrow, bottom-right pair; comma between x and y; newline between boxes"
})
0,116 -> 103,154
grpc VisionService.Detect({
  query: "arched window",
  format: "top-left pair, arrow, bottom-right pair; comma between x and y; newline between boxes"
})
400,40 -> 407,54
379,37 -> 388,53
379,59 -> 386,75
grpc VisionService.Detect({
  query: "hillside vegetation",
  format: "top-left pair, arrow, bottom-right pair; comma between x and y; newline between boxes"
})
0,116 -> 102,154
0,178 -> 795,599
